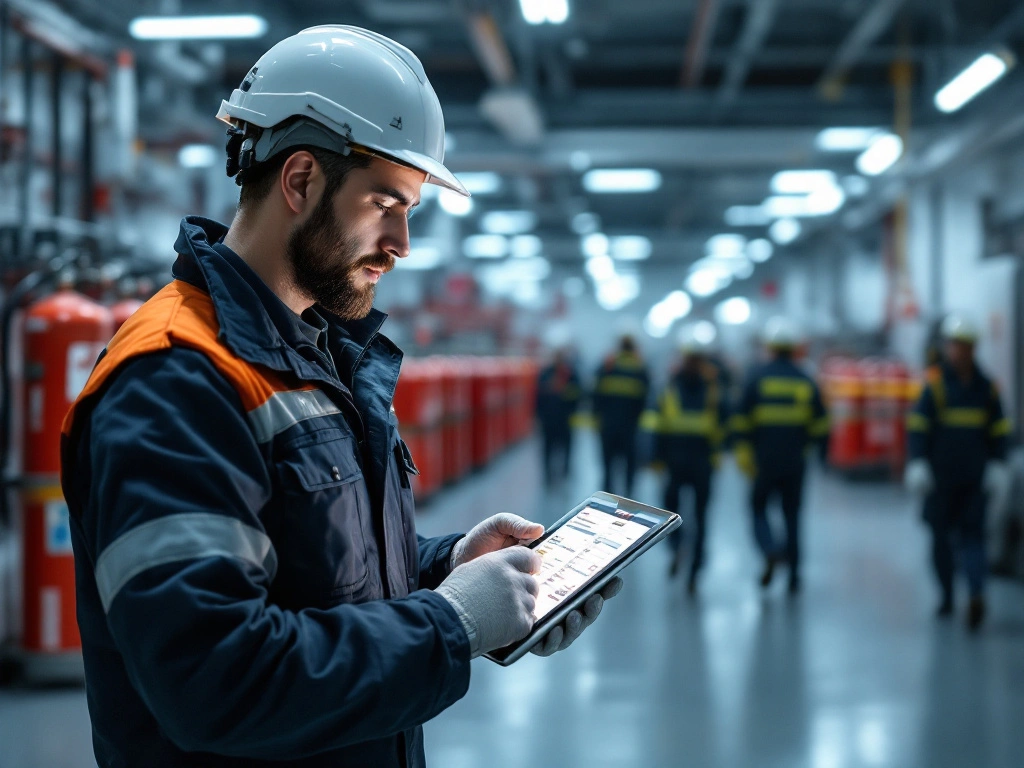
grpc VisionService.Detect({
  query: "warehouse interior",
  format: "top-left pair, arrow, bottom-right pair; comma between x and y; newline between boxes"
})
1,0 -> 1024,766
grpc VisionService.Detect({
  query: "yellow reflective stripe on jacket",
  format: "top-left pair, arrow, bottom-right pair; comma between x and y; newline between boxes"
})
752,404 -> 812,427
596,375 -> 647,398
759,377 -> 813,403
940,407 -> 988,428
639,410 -> 661,432
907,412 -> 930,433
990,417 -> 1012,437
810,415 -> 830,437
652,387 -> 717,436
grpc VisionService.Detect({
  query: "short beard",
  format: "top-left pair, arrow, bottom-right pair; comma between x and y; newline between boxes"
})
286,194 -> 391,320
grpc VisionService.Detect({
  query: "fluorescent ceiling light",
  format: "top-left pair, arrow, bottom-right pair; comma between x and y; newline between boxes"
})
692,321 -> 717,345
771,170 -> 837,194
815,127 -> 882,152
716,297 -> 752,325
585,254 -> 616,282
686,269 -> 729,298
747,238 -> 774,263
762,186 -> 846,218
520,0 -> 569,25
582,168 -> 662,194
935,52 -> 1013,114
571,212 -> 601,235
856,133 -> 903,176
582,233 -> 609,258
396,245 -> 444,271
481,210 -> 537,235
770,218 -> 801,245
439,189 -> 474,216
463,234 -> 508,259
178,144 -> 217,169
707,234 -> 746,258
611,236 -> 652,261
597,275 -> 640,311
456,172 -> 502,195
511,235 -> 543,259
129,14 -> 267,40
511,282 -> 542,308
725,205 -> 771,227
734,261 -> 754,280
646,291 -> 693,337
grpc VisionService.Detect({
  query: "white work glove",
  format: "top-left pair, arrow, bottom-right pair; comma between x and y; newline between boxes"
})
436,547 -> 541,658
530,577 -> 624,657
984,461 -> 1010,510
904,459 -> 935,497
451,513 -> 545,569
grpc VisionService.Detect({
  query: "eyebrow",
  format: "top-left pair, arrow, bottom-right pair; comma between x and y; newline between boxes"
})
371,184 -> 419,209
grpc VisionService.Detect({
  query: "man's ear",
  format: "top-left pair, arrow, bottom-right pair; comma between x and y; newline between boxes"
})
279,151 -> 325,216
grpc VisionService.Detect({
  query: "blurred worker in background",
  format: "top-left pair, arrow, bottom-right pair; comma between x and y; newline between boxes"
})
731,317 -> 829,594
593,333 -> 651,497
905,313 -> 1010,631
536,334 -> 582,487
642,325 -> 728,594
60,27 -> 618,768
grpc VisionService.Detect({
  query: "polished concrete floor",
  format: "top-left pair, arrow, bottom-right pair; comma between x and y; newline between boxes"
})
2,431 -> 1024,768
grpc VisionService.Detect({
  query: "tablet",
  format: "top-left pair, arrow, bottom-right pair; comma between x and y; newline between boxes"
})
484,492 -> 681,666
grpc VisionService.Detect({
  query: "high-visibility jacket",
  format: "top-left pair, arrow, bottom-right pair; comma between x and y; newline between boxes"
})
592,351 -> 650,434
730,358 -> 829,477
641,370 -> 728,470
907,362 -> 1009,487
536,361 -> 582,432
60,217 -> 470,768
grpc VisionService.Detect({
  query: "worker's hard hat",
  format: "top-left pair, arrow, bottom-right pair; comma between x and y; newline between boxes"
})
216,26 -> 467,196
677,323 -> 714,355
940,312 -> 979,343
761,316 -> 803,349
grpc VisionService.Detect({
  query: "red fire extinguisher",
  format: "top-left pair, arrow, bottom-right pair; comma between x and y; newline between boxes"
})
19,288 -> 113,679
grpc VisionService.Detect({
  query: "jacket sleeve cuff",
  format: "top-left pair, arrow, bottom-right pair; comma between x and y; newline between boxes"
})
417,533 -> 465,590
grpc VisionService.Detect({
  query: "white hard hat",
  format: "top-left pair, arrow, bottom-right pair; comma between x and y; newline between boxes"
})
216,26 -> 468,196
762,316 -> 803,348
677,323 -> 714,354
941,312 -> 978,343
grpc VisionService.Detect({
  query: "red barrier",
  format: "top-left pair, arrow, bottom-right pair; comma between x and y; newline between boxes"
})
435,358 -> 472,484
824,358 -> 865,471
393,359 -> 444,499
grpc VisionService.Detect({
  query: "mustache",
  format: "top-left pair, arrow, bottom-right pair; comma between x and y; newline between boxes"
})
353,254 -> 395,274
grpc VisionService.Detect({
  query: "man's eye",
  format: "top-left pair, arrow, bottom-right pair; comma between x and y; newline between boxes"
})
374,202 -> 390,214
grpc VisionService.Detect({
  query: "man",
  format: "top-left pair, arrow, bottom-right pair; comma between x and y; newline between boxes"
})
905,312 -> 1010,631
60,27 -> 619,768
731,317 -> 828,594
641,325 -> 728,594
592,334 -> 650,497
536,343 -> 582,487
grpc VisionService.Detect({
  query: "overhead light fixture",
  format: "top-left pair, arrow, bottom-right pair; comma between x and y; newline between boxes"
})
645,291 -> 693,337
510,235 -> 543,259
716,297 -> 752,325
734,261 -> 754,280
611,236 -> 652,261
692,320 -> 717,345
582,233 -> 610,258
439,189 -> 474,217
856,133 -> 903,176
747,238 -> 774,263
479,88 -> 545,146
582,168 -> 662,194
178,144 -> 217,169
771,170 -> 837,194
463,234 -> 508,259
725,205 -> 771,227
585,254 -> 616,282
519,0 -> 569,25
571,212 -> 601,235
481,210 -> 537,235
935,51 -> 1014,114
129,14 -> 268,40
456,172 -> 503,195
761,186 -> 845,218
770,218 -> 801,245
706,234 -> 746,258
686,269 -> 729,299
815,127 -> 882,152
597,274 -> 641,311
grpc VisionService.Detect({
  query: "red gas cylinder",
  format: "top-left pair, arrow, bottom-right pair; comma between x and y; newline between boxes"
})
393,359 -> 444,500
436,358 -> 472,485
861,358 -> 893,466
825,358 -> 865,471
110,298 -> 144,333
469,359 -> 495,469
21,289 -> 113,679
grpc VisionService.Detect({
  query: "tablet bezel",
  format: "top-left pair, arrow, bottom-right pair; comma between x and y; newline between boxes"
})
483,492 -> 681,666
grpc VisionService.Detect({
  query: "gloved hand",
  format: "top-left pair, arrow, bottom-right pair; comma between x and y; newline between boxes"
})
530,577 -> 624,656
983,461 -> 1010,508
904,458 -> 935,497
436,546 -> 541,658
734,442 -> 757,479
451,513 -> 545,569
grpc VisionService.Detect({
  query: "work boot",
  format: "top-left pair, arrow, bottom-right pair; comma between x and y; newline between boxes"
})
788,574 -> 801,595
687,571 -> 699,596
967,596 -> 986,632
668,548 -> 684,579
935,596 -> 954,618
759,558 -> 776,588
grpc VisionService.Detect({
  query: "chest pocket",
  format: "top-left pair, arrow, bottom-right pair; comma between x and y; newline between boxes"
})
270,427 -> 375,604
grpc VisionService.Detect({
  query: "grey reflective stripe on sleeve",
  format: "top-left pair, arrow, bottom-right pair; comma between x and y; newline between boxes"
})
247,389 -> 340,444
94,513 -> 278,613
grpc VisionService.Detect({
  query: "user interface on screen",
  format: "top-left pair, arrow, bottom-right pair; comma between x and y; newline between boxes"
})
532,505 -> 658,622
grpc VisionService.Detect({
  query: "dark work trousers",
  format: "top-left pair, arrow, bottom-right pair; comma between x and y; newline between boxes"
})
665,465 -> 712,579
541,426 -> 572,486
751,468 -> 805,578
601,427 -> 638,498
929,482 -> 987,600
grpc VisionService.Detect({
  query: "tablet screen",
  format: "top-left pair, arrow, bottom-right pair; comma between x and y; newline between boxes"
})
532,504 -> 658,622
